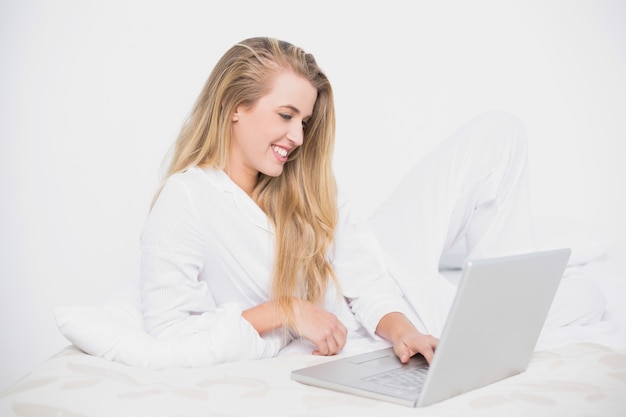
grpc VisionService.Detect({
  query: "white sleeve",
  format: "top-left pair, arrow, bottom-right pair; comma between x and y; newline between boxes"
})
331,201 -> 418,339
140,175 -> 279,362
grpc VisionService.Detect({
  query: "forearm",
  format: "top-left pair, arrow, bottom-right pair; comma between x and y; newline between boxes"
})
242,301 -> 287,336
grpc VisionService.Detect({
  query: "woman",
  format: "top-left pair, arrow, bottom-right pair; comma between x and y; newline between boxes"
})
141,36 -> 437,365
140,36 -> 605,367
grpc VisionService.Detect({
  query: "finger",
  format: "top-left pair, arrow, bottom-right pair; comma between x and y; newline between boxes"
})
333,332 -> 348,355
326,334 -> 340,355
421,335 -> 439,363
334,325 -> 348,352
419,342 -> 435,364
429,335 -> 439,349
394,344 -> 412,364
324,320 -> 346,355
313,338 -> 330,356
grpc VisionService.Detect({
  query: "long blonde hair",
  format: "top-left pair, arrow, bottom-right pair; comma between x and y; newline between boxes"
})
156,37 -> 339,327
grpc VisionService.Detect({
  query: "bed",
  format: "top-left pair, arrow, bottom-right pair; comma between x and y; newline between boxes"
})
2,222 -> 625,417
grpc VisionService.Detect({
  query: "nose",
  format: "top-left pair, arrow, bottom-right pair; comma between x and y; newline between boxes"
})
286,122 -> 304,147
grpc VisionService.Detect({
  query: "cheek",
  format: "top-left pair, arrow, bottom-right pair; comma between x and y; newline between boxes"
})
235,110 -> 281,147
253,120 -> 281,143
232,117 -> 255,143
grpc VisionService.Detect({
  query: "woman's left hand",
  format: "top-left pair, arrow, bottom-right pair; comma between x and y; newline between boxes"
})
375,312 -> 439,364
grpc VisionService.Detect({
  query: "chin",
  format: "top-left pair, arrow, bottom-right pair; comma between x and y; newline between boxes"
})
261,169 -> 284,178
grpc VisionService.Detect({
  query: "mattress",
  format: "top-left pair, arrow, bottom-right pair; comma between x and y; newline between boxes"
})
2,233 -> 625,417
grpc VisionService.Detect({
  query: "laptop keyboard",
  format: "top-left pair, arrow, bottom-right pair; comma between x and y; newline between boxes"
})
363,366 -> 429,391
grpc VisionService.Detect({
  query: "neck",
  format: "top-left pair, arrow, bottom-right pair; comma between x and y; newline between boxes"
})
224,168 -> 256,197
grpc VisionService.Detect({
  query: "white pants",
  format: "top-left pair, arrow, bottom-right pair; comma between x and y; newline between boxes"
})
367,111 -> 605,336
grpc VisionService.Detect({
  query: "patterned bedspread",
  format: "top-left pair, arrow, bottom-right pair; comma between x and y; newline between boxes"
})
2,342 -> 625,417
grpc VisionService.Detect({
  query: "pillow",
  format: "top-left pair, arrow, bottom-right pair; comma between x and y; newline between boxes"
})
55,281 -> 279,368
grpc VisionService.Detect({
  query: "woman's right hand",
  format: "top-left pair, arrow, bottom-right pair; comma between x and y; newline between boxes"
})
292,299 -> 348,356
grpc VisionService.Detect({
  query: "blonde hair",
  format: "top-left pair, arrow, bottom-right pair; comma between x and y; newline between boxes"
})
156,37 -> 338,328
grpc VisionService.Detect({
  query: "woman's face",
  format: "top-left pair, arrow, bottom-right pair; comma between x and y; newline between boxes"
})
229,70 -> 317,194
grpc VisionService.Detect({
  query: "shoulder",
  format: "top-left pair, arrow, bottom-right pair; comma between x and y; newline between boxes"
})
157,167 -> 225,204
165,166 -> 209,190
142,168 -> 219,240
149,168 -> 208,220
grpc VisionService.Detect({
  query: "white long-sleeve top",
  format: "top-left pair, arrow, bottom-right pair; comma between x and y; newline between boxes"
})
140,166 -> 416,363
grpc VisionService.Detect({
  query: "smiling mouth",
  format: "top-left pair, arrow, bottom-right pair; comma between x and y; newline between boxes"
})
272,145 -> 288,158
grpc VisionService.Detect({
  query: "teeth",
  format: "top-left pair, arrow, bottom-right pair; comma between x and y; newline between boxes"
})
273,146 -> 288,157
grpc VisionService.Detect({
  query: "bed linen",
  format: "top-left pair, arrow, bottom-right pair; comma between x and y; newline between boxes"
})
0,341 -> 624,417
2,232 -> 625,417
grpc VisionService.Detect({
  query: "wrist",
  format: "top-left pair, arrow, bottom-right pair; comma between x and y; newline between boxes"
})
376,312 -> 415,343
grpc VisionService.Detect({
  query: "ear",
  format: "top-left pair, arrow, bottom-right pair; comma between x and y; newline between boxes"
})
231,105 -> 241,122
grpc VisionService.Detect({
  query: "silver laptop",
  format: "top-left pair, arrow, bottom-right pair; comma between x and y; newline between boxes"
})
291,248 -> 570,407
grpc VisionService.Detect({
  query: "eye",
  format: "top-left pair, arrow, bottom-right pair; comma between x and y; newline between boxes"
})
302,120 -> 309,130
279,113 -> 292,120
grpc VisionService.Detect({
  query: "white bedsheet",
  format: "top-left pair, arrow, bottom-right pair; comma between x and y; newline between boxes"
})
1,342 -> 624,416
536,234 -> 626,351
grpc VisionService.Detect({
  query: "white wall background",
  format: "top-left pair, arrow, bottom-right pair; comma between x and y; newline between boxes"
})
1,0 -> 625,390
